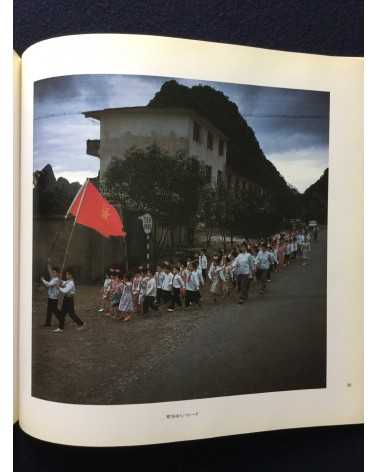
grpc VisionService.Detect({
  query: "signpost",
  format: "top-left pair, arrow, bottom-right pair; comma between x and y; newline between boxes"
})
139,213 -> 153,269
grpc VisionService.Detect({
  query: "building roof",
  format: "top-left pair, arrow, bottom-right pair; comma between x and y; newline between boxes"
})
82,106 -> 228,140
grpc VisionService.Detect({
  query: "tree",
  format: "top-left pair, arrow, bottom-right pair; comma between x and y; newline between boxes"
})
197,184 -> 218,249
103,144 -> 207,253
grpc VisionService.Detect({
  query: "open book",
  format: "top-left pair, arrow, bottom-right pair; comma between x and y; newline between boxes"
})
14,34 -> 363,447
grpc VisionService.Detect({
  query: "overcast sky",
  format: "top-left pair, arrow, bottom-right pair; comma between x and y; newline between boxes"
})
34,74 -> 329,192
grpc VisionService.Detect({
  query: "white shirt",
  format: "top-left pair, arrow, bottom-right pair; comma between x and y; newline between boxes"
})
209,264 -> 226,281
59,279 -> 76,296
155,271 -> 165,289
139,276 -> 149,295
162,272 -> 173,291
186,271 -> 200,291
172,273 -> 185,289
255,251 -> 273,270
146,277 -> 157,297
199,255 -> 208,270
233,252 -> 254,275
41,276 -> 60,300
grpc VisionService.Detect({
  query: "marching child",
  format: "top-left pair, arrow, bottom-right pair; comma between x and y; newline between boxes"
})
255,244 -> 274,295
185,262 -> 201,308
199,249 -> 208,282
54,269 -> 84,333
292,236 -> 298,259
118,273 -> 134,321
98,271 -> 111,313
277,239 -> 286,271
208,255 -> 225,303
302,233 -> 311,266
138,269 -> 149,315
168,266 -> 185,312
179,263 -> 188,283
284,239 -> 291,266
154,264 -> 165,306
196,261 -> 205,289
161,265 -> 173,306
132,268 -> 142,313
223,256 -> 234,297
40,261 -> 61,328
108,270 -> 123,318
266,244 -> 277,282
144,270 -> 158,314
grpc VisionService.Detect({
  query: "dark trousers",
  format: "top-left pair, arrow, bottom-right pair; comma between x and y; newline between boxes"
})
202,269 -> 207,282
161,290 -> 172,305
45,298 -> 60,326
143,295 -> 158,313
60,296 -> 83,329
156,288 -> 163,305
169,287 -> 182,309
238,274 -> 250,300
259,269 -> 268,292
185,290 -> 200,307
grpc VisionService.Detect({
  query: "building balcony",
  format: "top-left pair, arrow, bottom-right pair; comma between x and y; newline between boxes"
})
86,139 -> 100,157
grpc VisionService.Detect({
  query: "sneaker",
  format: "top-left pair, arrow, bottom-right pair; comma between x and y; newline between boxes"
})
53,328 -> 63,333
98,308 -> 104,312
167,308 -> 174,312
77,323 -> 85,331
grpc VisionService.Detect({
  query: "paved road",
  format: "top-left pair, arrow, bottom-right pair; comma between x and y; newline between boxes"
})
32,231 -> 327,405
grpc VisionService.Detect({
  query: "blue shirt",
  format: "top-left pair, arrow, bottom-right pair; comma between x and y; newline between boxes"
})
255,251 -> 273,270
233,252 -> 254,275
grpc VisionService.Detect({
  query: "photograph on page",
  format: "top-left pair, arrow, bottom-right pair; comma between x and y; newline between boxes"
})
32,73 -> 329,405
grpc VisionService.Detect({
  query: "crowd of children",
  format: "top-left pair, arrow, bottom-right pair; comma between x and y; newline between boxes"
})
41,229 -> 314,332
97,229 -> 314,317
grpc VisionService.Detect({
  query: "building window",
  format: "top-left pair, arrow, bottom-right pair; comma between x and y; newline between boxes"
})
207,131 -> 213,150
193,122 -> 201,143
218,139 -> 224,156
205,165 -> 212,183
217,170 -> 223,186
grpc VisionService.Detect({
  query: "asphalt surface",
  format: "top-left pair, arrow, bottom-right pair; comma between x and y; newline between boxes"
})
32,231 -> 327,405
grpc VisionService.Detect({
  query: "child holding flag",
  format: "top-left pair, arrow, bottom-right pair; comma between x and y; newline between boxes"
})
40,260 -> 61,328
53,269 -> 84,333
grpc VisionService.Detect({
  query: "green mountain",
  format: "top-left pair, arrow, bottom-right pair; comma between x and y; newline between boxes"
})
148,80 -> 301,219
303,168 -> 329,223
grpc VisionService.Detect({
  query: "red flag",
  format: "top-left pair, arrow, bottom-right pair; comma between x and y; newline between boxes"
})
67,181 -> 126,238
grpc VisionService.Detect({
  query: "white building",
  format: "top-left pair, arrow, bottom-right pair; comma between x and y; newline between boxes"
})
83,106 -> 228,185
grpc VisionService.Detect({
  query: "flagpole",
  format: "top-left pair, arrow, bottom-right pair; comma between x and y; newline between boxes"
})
60,178 -> 89,274
65,180 -> 86,220
47,229 -> 61,263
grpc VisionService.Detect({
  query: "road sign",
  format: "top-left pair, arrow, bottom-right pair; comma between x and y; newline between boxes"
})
139,213 -> 153,269
139,213 -> 153,234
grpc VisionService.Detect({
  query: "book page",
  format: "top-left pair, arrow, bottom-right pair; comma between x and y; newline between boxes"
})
14,51 -> 21,423
19,34 -> 363,446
